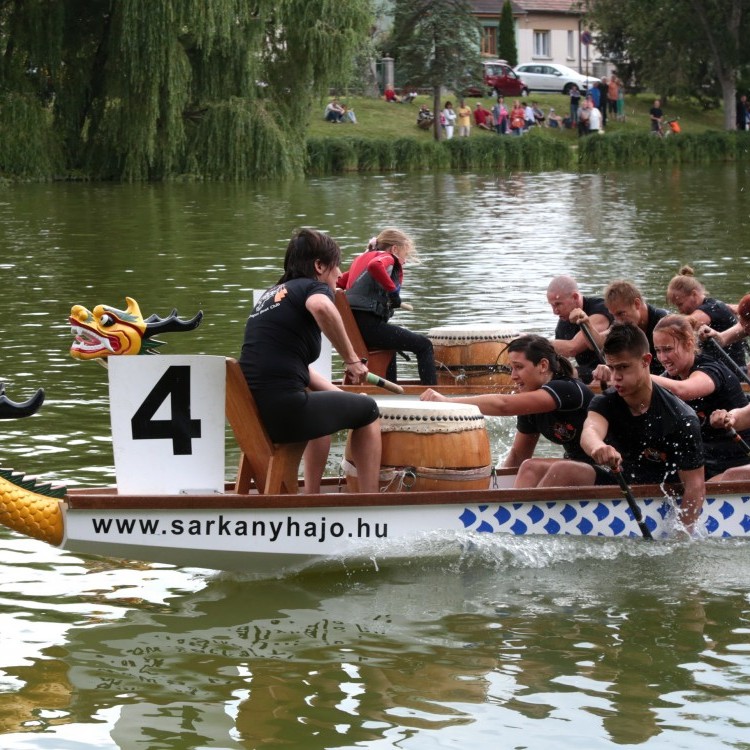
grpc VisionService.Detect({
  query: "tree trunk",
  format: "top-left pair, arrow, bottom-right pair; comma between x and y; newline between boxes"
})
433,86 -> 442,141
689,0 -> 741,131
721,76 -> 738,130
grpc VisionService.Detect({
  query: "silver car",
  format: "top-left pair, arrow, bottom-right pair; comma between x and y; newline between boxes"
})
514,63 -> 600,94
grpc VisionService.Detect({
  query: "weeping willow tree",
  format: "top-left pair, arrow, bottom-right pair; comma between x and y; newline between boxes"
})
0,0 -> 372,180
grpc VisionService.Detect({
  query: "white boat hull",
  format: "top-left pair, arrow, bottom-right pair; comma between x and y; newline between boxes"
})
57,485 -> 750,573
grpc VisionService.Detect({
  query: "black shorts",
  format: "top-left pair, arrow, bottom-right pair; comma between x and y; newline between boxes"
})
591,464 -> 680,487
252,389 -> 379,444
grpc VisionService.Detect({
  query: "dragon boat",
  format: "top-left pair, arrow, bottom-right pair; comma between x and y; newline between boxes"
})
1,297 -> 749,577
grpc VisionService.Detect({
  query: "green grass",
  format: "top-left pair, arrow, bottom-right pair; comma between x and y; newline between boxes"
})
309,91 -> 725,141
306,92 -> 746,173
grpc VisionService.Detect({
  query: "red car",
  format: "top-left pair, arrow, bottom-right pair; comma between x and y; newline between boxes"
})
465,60 -> 529,97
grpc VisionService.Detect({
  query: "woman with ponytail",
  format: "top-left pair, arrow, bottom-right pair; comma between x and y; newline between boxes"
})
421,334 -> 595,487
666,265 -> 745,368
338,228 -> 437,385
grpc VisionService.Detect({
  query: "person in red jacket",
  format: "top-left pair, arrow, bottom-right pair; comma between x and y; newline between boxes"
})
338,228 -> 436,384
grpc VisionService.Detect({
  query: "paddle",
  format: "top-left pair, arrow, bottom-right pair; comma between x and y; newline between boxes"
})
366,372 -> 404,394
726,426 -> 750,456
703,336 -> 750,388
609,466 -> 653,540
579,319 -> 610,391
579,320 -> 605,364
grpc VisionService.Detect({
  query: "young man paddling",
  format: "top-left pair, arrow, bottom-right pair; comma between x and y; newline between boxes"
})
533,324 -> 706,532
575,280 -> 668,379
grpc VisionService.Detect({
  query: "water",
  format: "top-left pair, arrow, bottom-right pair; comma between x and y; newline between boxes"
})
1,166 -> 750,748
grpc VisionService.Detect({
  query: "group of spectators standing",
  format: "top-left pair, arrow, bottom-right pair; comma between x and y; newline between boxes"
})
428,75 -> 627,138
429,96 -> 554,137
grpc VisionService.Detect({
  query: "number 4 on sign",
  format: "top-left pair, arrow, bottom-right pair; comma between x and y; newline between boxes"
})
131,366 -> 201,455
109,355 -> 226,495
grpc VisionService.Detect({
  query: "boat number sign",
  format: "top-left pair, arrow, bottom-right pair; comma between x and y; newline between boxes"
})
109,355 -> 226,494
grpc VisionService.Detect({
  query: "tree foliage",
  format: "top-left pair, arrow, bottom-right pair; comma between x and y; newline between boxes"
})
0,0 -> 373,180
391,0 -> 482,140
584,0 -> 750,129
498,0 -> 517,67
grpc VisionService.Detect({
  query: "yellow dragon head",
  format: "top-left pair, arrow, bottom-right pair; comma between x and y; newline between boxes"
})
69,296 -> 203,360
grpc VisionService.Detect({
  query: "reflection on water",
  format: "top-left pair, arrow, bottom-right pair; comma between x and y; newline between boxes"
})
0,535 -> 749,749
1,166 -> 750,748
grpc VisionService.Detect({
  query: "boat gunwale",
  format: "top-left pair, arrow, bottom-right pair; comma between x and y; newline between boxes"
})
63,480 -> 750,511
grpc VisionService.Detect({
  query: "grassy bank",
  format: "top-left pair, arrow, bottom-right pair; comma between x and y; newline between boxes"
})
306,92 -> 750,173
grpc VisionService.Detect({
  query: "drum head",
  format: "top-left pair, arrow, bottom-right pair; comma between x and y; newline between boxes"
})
374,399 -> 486,433
427,324 -> 520,346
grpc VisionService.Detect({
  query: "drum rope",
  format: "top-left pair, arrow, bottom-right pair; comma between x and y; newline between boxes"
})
341,458 -> 492,492
434,342 -> 513,384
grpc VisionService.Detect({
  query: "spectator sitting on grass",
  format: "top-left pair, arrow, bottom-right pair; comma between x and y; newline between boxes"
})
384,86 -> 401,103
416,104 -> 434,130
532,101 -> 545,126
547,108 -> 564,128
324,99 -> 345,123
474,102 -> 493,130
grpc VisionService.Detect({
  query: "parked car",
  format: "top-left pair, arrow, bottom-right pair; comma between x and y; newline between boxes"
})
513,63 -> 600,94
465,60 -> 529,98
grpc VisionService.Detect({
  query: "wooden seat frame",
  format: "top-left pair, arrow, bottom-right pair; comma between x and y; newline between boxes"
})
334,289 -> 395,383
225,358 -> 306,494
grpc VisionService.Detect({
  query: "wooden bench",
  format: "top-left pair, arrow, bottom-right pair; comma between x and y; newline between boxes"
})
225,358 -> 306,494
334,289 -> 395,384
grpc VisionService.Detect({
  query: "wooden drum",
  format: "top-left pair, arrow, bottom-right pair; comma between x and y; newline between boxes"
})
344,400 -> 492,492
428,324 -> 520,386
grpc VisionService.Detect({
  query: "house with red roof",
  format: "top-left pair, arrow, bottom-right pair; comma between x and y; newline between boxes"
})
471,0 -> 606,78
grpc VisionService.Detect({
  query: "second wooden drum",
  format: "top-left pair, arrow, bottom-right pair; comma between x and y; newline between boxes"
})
427,324 -> 520,386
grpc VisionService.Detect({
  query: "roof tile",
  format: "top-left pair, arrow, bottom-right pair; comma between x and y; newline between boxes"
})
471,0 -> 581,15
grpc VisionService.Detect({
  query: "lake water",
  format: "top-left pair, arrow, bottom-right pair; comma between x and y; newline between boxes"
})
1,166 -> 750,748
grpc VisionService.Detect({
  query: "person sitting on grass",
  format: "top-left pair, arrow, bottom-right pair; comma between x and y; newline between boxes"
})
547,108 -> 564,128
416,104 -> 434,130
324,99 -> 345,123
532,101 -> 545,126
474,102 -> 493,130
384,86 -> 401,103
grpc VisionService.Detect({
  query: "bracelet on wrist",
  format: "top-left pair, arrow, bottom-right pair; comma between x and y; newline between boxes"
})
345,358 -> 368,366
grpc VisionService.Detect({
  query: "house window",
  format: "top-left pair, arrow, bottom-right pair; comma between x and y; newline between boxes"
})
481,25 -> 497,57
533,30 -> 550,58
567,30 -> 575,59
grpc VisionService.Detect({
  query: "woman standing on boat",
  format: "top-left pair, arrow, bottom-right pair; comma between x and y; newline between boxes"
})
420,334 -> 595,487
650,314 -> 750,479
338,228 -> 437,385
666,266 -> 745,368
240,228 -> 381,493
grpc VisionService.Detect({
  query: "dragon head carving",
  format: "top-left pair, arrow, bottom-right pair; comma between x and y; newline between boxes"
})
69,296 -> 203,360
